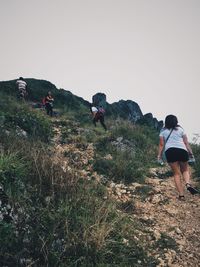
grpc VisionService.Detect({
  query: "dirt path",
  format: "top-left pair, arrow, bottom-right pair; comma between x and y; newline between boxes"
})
135,176 -> 200,267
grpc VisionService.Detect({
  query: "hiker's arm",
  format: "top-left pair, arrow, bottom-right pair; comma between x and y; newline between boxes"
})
183,135 -> 193,155
157,136 -> 164,160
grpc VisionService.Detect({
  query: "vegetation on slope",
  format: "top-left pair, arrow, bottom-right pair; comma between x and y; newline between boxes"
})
0,79 -> 199,266
0,126 -> 156,266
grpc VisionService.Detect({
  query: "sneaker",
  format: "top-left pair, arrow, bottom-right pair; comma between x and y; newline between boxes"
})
177,195 -> 185,201
188,156 -> 195,165
186,183 -> 199,195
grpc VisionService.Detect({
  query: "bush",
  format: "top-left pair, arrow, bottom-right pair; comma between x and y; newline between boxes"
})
134,185 -> 153,201
191,143 -> 200,178
0,93 -> 52,142
93,150 -> 146,184
0,152 -> 28,200
155,233 -> 178,252
93,121 -> 158,184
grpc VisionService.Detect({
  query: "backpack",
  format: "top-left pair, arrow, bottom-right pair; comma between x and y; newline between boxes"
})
42,97 -> 46,105
98,107 -> 105,114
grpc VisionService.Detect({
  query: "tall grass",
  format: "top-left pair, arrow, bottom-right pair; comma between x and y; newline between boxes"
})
0,133 -> 156,266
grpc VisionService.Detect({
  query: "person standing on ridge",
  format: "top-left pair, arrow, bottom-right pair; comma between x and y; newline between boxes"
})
45,91 -> 54,116
157,114 -> 198,200
16,77 -> 27,100
90,104 -> 107,131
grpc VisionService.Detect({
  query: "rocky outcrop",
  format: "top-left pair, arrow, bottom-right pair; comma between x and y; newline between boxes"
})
92,93 -> 162,129
110,99 -> 143,122
92,93 -> 107,109
137,113 -> 163,130
0,79 -> 162,130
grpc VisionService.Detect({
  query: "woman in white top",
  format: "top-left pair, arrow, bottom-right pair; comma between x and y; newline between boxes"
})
90,104 -> 107,131
158,115 -> 198,199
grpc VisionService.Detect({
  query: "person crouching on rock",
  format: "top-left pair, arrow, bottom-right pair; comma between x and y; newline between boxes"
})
157,114 -> 198,200
45,91 -> 54,117
90,104 -> 107,131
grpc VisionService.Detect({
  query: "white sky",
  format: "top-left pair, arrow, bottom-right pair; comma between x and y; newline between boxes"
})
0,0 -> 200,141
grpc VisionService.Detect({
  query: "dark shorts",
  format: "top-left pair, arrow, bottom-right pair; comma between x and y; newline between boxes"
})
165,148 -> 189,163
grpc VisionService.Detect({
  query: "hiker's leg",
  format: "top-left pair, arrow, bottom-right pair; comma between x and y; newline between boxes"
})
179,161 -> 198,194
46,104 -> 50,115
50,106 -> 53,117
99,116 -> 107,131
169,162 -> 184,196
179,161 -> 190,184
93,117 -> 97,127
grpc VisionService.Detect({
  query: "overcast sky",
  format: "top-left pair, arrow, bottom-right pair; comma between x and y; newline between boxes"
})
0,0 -> 200,141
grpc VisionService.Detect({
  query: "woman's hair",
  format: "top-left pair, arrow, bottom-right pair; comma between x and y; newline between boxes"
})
164,115 -> 178,129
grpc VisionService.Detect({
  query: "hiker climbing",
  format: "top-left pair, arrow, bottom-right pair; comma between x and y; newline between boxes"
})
16,77 -> 27,100
157,114 -> 198,200
45,91 -> 54,116
90,104 -> 107,131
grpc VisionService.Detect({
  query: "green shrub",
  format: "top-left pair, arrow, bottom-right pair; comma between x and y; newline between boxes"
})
0,93 -> 52,142
0,222 -> 20,266
110,120 -> 158,146
93,150 -> 146,184
134,185 -> 153,201
155,233 -> 178,252
191,143 -> 200,178
92,120 -> 159,184
0,152 -> 29,200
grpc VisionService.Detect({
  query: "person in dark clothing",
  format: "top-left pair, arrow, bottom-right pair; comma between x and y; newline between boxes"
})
90,104 -> 107,131
45,91 -> 54,116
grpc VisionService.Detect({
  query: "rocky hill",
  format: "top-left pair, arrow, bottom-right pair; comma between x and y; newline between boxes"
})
0,78 -> 163,130
92,92 -> 163,130
0,78 -> 200,266
52,118 -> 200,267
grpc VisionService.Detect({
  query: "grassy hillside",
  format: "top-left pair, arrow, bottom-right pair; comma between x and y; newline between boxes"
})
0,79 -> 199,266
0,78 -> 163,130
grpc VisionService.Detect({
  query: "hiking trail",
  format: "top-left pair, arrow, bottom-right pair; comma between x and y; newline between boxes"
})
51,118 -> 200,267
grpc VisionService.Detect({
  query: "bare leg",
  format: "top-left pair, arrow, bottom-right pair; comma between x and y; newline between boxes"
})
179,161 -> 190,185
99,116 -> 107,131
93,117 -> 97,127
169,162 -> 184,196
180,161 -> 199,194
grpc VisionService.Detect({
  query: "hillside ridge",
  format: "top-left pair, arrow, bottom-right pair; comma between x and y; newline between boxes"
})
0,78 -> 163,130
